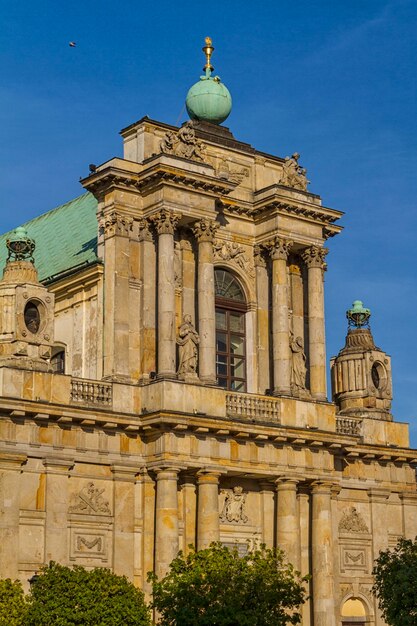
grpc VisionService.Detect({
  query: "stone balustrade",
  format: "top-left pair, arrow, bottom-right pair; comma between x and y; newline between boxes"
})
70,378 -> 113,407
336,416 -> 361,436
226,392 -> 280,423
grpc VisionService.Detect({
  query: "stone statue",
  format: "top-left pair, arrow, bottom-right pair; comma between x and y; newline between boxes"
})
220,486 -> 248,524
290,334 -> 307,393
177,315 -> 200,378
280,152 -> 309,191
159,122 -> 205,162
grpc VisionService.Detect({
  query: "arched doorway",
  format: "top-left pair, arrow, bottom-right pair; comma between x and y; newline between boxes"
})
214,269 -> 247,391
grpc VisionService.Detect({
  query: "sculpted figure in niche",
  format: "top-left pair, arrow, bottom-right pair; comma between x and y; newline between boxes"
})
177,315 -> 200,378
280,152 -> 309,191
290,334 -> 307,394
220,486 -> 248,524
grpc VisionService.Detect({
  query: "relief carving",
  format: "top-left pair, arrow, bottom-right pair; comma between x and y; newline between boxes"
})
77,536 -> 103,551
69,482 -> 111,515
213,240 -> 255,278
220,486 -> 248,524
338,507 -> 369,533
160,121 -> 205,162
217,158 -> 249,185
177,315 -> 199,378
279,152 -> 309,191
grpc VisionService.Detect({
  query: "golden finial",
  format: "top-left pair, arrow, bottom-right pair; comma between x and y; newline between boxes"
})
202,36 -> 214,74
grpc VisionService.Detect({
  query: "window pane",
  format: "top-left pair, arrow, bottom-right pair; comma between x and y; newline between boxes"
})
214,269 -> 245,302
216,355 -> 227,376
231,357 -> 245,378
217,377 -> 228,389
229,313 -> 244,333
232,380 -> 245,392
216,332 -> 227,353
230,335 -> 245,356
216,310 -> 227,330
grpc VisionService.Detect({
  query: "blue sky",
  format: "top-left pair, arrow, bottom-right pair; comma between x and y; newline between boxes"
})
1,0 -> 417,443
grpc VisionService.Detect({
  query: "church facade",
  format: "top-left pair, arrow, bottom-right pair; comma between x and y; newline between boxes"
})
0,40 -> 416,626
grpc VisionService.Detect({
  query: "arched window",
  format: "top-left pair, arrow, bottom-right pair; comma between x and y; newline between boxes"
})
341,598 -> 367,626
215,269 -> 247,391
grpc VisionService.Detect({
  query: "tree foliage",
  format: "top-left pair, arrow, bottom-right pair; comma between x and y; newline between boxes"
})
0,578 -> 27,626
149,543 -> 307,626
372,536 -> 417,626
25,562 -> 151,626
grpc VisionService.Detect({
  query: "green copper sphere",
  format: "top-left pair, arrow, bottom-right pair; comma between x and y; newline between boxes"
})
186,75 -> 232,125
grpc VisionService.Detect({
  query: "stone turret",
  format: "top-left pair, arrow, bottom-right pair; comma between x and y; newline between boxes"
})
0,227 -> 55,371
330,301 -> 392,420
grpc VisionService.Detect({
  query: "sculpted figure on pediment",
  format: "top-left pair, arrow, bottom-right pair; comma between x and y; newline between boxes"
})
160,122 -> 205,162
280,152 -> 309,191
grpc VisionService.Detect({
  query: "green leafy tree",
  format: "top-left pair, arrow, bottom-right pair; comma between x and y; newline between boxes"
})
25,562 -> 151,626
149,543 -> 307,626
0,578 -> 27,626
372,536 -> 417,626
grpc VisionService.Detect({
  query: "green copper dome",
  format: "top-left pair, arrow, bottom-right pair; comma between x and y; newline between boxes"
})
185,37 -> 232,125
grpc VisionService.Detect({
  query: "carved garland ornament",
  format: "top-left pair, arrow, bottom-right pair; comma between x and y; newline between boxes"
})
338,506 -> 369,533
160,121 -> 206,163
69,482 -> 111,515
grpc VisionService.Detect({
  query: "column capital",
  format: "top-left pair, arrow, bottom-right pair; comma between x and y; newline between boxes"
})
275,476 -> 300,490
268,236 -> 293,260
153,466 -> 182,481
196,469 -> 222,485
151,209 -> 181,235
192,218 -> 219,243
99,210 -> 133,238
111,463 -> 139,482
138,218 -> 154,242
302,245 -> 328,269
311,480 -> 336,495
367,488 -> 391,503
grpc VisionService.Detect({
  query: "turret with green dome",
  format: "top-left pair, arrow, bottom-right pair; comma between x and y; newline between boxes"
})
185,37 -> 232,125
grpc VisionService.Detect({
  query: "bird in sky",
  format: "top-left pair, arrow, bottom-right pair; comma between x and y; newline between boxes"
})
69,42 -> 77,47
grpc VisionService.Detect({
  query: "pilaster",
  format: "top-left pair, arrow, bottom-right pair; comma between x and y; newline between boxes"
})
0,452 -> 27,579
197,470 -> 221,549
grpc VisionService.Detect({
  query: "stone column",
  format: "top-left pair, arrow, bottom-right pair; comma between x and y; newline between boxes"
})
269,237 -> 293,395
152,210 -> 181,378
197,471 -> 220,549
101,211 -> 133,380
137,468 -> 155,596
154,468 -> 180,579
276,477 -> 300,569
0,452 -> 26,579
193,219 -> 218,384
112,465 -> 137,579
139,219 -> 157,378
298,485 -> 311,626
254,246 -> 270,394
259,481 -> 275,548
302,246 -> 328,400
44,457 -> 74,565
181,474 -> 197,554
311,481 -> 335,626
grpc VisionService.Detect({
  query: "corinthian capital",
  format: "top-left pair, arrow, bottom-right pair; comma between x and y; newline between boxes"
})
150,209 -> 181,235
302,246 -> 328,269
192,218 -> 219,243
99,211 -> 133,238
268,237 -> 293,261
138,219 -> 153,242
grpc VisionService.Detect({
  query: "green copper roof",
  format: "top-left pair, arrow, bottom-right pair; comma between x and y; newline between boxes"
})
0,193 -> 99,283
